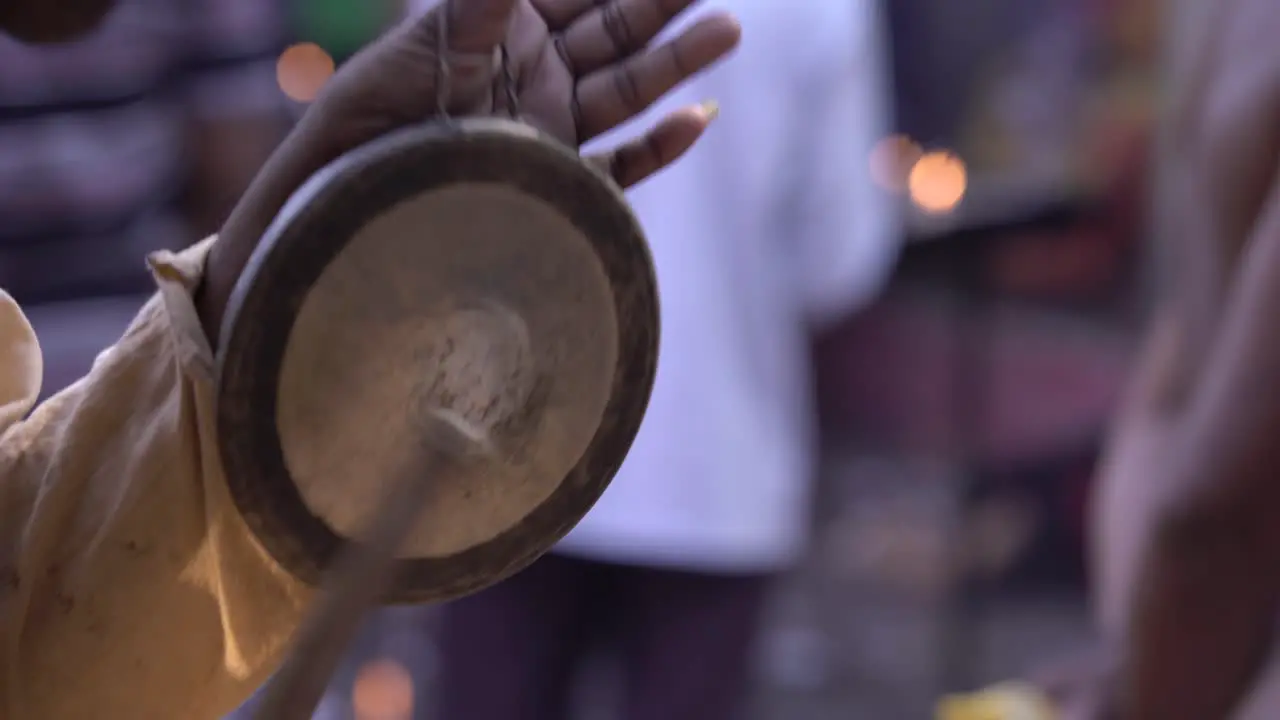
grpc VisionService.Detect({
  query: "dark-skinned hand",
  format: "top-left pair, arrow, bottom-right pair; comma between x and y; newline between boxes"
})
202,0 -> 741,341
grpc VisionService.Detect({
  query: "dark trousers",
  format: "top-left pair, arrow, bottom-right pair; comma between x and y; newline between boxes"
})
434,553 -> 774,720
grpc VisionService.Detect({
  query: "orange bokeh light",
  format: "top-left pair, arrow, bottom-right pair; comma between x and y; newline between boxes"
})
352,659 -> 414,720
276,42 -> 336,103
907,150 -> 967,214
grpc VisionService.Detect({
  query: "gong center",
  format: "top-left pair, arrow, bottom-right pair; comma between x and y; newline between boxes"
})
275,181 -> 619,559
415,302 -> 534,434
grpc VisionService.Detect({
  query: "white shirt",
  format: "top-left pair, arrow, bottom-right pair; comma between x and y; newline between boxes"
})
555,0 -> 901,572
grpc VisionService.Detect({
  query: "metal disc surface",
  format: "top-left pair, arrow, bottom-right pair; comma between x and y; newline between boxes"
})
216,118 -> 658,603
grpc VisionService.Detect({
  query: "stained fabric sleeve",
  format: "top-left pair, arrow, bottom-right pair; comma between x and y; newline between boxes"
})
0,237 -> 311,719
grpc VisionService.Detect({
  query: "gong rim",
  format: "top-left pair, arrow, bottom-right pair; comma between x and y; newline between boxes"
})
215,117 -> 659,604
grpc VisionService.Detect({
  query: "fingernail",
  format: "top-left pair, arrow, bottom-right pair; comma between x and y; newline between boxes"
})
698,99 -> 720,122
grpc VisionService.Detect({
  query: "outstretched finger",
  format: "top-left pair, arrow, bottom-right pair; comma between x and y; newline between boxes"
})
530,0 -> 600,31
575,12 -> 738,141
587,100 -> 718,188
556,0 -> 698,76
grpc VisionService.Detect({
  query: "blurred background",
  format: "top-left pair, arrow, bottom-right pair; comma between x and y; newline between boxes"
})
1,0 -> 1162,716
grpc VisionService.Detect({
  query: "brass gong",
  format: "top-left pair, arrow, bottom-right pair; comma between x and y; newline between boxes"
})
215,117 -> 659,604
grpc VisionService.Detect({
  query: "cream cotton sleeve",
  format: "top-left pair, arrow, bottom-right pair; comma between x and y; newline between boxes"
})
0,238 -> 310,719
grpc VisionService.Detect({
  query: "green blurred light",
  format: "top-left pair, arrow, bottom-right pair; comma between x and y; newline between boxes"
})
294,0 -> 394,60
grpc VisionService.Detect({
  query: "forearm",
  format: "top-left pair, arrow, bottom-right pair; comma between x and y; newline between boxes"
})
197,124 -> 322,345
1121,505 -> 1280,720
186,114 -> 291,239
1115,185 -> 1280,718
1091,309 -> 1184,633
183,0 -> 296,335
0,242 -> 309,718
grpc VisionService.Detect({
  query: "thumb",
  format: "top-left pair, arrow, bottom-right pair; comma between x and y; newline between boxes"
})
411,0 -> 518,55
388,0 -> 517,112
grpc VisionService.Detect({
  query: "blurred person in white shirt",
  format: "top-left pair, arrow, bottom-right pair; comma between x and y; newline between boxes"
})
429,1 -> 901,718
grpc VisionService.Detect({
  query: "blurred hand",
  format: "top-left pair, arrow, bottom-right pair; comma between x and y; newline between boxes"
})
1059,317 -> 1189,720
1090,313 -> 1188,638
205,0 -> 740,338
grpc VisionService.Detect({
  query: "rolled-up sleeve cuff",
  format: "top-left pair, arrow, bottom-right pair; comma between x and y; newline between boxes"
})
145,236 -> 219,382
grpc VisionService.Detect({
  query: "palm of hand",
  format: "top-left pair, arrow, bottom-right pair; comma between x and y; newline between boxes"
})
306,0 -> 738,188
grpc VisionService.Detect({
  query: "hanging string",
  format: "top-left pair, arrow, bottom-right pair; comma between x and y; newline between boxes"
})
500,44 -> 520,119
433,0 -> 454,123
